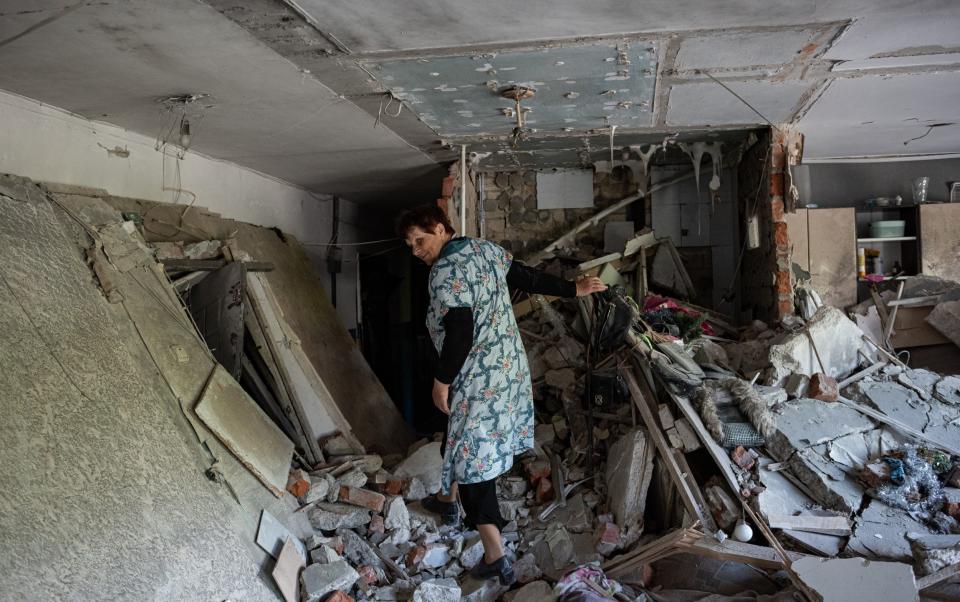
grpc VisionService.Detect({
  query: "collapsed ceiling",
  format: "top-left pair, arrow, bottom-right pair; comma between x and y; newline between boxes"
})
0,0 -> 957,202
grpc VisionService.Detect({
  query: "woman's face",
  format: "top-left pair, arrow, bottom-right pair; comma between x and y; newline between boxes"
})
404,222 -> 449,266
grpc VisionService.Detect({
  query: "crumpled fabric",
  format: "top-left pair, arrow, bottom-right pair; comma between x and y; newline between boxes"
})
554,563 -> 622,602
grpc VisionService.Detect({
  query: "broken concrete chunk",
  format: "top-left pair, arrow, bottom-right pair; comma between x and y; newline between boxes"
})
767,306 -> 866,384
783,373 -> 810,399
542,346 -> 567,370
766,398 -> 875,462
460,576 -> 510,602
412,578 -> 461,602
393,442 -> 442,497
845,499 -> 935,562
792,557 -> 918,602
657,404 -> 676,429
512,552 -> 543,584
458,535 -> 484,569
908,533 -> 960,576
673,418 -> 702,452
509,580 -> 554,602
311,544 -> 342,564
545,368 -> 577,389
935,375 -> 960,405
304,477 -> 332,504
604,428 -> 654,530
383,496 -> 410,532
309,503 -> 372,531
301,561 -> 359,602
498,476 -> 529,500
338,469 -> 369,490
422,544 -> 451,569
337,528 -> 386,573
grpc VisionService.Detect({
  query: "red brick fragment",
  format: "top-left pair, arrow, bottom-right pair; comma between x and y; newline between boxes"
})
524,460 -> 551,486
730,446 -> 758,471
406,545 -> 426,567
808,373 -> 839,402
368,514 -> 385,534
339,485 -> 386,512
536,477 -> 554,504
384,478 -> 407,496
326,591 -> 354,602
286,469 -> 310,498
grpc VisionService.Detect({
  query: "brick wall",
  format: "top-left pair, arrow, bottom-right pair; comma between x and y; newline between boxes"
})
736,128 -> 793,322
481,167 -> 640,259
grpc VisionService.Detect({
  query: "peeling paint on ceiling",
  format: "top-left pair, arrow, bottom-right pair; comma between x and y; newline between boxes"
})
367,42 -> 658,137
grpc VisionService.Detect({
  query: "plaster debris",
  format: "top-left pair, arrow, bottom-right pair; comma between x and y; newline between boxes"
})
302,561 -> 360,602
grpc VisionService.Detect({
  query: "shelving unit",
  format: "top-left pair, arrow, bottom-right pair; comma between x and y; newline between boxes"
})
854,205 -> 920,303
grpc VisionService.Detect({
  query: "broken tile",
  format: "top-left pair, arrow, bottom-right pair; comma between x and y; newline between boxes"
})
272,537 -> 306,602
301,561 -> 359,602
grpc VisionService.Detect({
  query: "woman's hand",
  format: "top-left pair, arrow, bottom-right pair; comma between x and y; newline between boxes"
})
432,379 -> 451,415
575,275 -> 608,297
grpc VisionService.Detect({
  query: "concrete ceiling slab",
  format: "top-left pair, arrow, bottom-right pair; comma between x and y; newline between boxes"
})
0,0 -> 438,203
368,42 -> 658,137
294,0 -> 928,54
824,7 -> 960,63
675,28 -> 819,75
797,72 -> 960,158
666,80 -> 811,126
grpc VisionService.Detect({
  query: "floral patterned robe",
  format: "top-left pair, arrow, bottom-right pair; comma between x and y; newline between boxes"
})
427,237 -> 534,494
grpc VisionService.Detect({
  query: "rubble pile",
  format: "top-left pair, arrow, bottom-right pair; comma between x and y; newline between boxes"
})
267,235 -> 960,600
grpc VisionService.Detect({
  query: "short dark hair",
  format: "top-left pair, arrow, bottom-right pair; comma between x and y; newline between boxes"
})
395,203 -> 455,238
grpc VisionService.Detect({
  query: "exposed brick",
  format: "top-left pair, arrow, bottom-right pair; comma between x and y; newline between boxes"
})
536,477 -> 554,504
524,460 -> 551,485
771,197 -> 785,223
771,144 -> 786,170
441,177 -> 455,198
773,222 -> 789,248
287,469 -> 310,498
777,298 -> 794,317
808,373 -> 839,401
326,592 -> 354,602
731,446 -> 758,471
338,486 -> 385,513
769,172 -> 784,197
406,545 -> 426,567
383,478 -> 407,496
775,270 -> 792,295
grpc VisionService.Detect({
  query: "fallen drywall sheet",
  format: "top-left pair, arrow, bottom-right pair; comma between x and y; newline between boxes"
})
0,175 -> 283,600
792,557 -> 919,602
246,271 -> 363,455
99,195 -> 415,454
195,364 -> 295,497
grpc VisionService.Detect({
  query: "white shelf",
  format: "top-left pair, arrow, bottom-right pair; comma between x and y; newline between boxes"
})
856,236 -> 917,243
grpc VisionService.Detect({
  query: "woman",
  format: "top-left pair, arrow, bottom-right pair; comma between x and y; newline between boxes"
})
396,204 -> 606,586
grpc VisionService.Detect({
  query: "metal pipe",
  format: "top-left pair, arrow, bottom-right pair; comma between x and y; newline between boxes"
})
460,145 -> 467,234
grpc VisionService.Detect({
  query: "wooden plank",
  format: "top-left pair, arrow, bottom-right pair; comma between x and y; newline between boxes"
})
689,538 -> 809,570
271,537 -> 305,602
888,295 -> 941,307
161,258 -> 274,272
621,367 -> 710,528
766,514 -> 852,536
194,364 -> 294,497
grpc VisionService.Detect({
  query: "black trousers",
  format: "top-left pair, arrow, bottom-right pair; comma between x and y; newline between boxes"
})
441,429 -> 507,530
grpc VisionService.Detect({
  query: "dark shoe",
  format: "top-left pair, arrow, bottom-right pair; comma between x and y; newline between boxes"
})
470,555 -> 516,586
421,494 -> 460,525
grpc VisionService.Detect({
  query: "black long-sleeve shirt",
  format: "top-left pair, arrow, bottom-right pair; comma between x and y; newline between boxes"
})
435,261 -> 576,384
